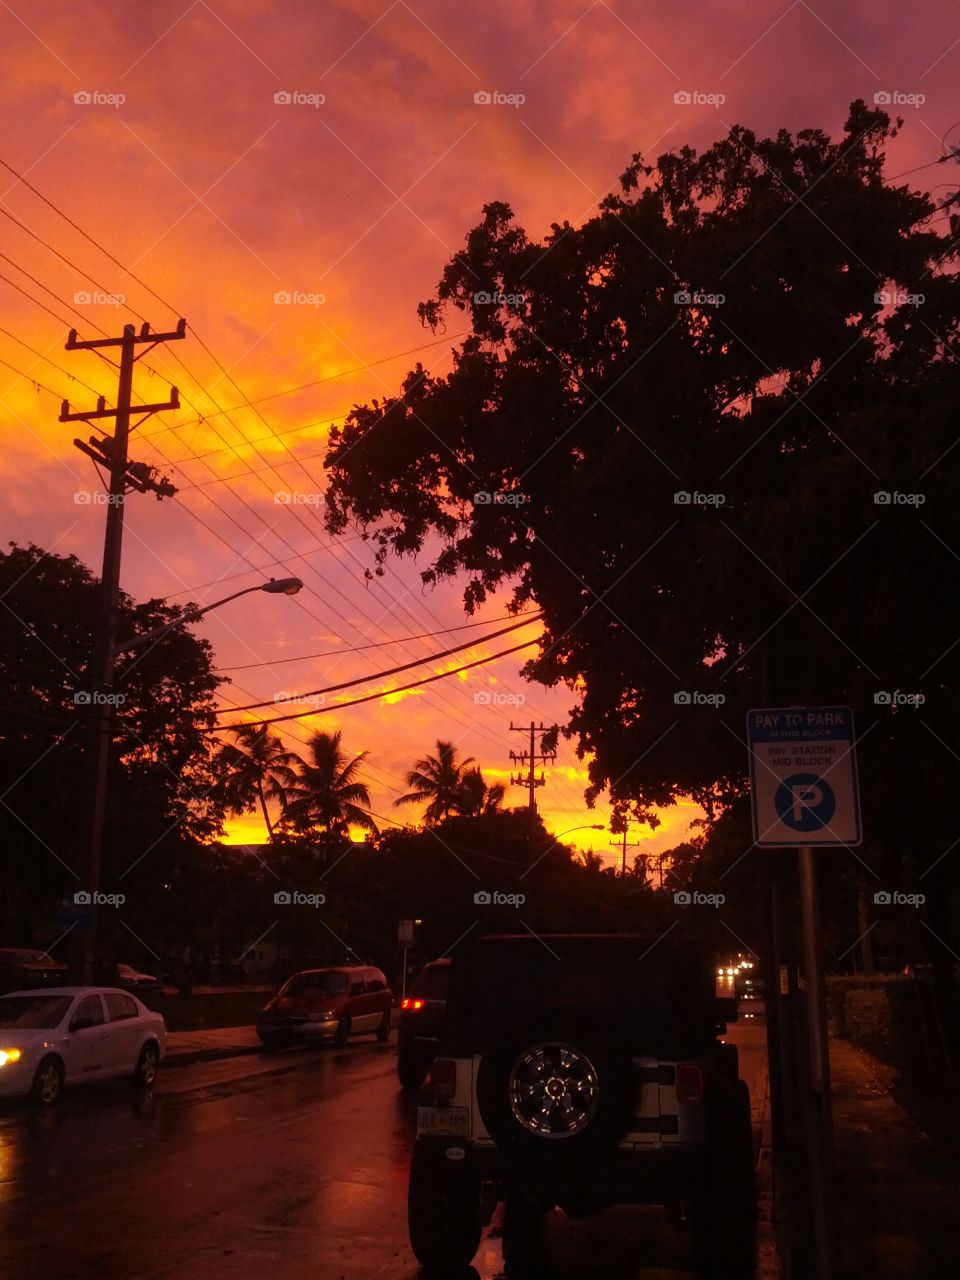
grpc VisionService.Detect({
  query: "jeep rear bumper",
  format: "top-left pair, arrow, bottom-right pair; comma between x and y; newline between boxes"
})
417,1138 -> 709,1208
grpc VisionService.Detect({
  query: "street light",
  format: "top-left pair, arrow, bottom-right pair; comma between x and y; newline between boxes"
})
112,577 -> 303,657
76,576 -> 303,984
522,823 -> 605,879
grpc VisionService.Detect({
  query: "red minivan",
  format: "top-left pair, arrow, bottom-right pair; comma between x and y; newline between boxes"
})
257,964 -> 393,1049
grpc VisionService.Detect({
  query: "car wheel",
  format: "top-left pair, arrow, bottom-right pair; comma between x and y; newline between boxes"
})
397,1055 -> 427,1092
31,1055 -> 64,1106
375,1010 -> 391,1042
259,1034 -> 281,1053
475,1018 -> 635,1169
334,1014 -> 351,1047
133,1041 -> 160,1088
689,1080 -> 756,1279
408,1139 -> 482,1273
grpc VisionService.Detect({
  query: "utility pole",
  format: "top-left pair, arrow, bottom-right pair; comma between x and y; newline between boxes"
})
508,721 -> 556,815
62,320 -> 185,984
609,825 -> 642,877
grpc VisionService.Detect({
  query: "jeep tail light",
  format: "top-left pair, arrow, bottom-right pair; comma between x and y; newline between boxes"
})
676,1064 -> 704,1104
401,997 -> 424,1011
428,1057 -> 457,1101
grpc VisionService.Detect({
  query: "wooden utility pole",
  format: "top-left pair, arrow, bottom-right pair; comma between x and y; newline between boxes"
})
508,721 -> 556,815
62,320 -> 185,983
609,825 -> 642,877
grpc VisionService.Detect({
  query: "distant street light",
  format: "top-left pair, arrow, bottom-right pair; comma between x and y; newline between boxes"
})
521,823 -> 605,879
75,576 -> 303,984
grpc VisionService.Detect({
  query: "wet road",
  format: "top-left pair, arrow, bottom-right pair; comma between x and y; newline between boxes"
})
0,1012 -> 767,1280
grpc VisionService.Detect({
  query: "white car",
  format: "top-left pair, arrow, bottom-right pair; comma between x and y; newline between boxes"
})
0,987 -> 166,1104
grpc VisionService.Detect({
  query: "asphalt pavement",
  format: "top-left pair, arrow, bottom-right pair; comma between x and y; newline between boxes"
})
0,1015 -> 772,1280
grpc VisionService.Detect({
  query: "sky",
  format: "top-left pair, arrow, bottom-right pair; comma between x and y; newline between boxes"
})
2,0 -> 957,862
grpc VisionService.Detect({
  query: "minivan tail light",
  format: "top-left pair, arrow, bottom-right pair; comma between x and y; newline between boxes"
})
676,1064 -> 704,1104
428,1057 -> 457,1101
401,997 -> 424,1011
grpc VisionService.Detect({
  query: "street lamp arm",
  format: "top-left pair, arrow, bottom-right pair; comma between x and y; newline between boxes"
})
110,577 -> 303,658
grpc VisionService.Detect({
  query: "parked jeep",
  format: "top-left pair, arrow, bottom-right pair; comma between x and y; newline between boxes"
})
407,933 -> 755,1277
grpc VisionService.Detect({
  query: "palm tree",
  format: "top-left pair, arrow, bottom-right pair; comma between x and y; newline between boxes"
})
282,729 -> 377,843
452,767 -> 507,818
578,849 -> 606,874
395,739 -> 476,825
215,724 -> 301,837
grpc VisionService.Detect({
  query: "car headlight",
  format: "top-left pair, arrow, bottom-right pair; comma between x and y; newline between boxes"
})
0,1048 -> 23,1066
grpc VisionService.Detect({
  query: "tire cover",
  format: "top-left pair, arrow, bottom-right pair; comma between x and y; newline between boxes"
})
475,1017 -> 635,1163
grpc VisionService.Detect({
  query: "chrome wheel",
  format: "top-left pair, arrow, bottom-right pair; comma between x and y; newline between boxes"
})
508,1042 -> 599,1138
33,1058 -> 62,1105
136,1043 -> 159,1086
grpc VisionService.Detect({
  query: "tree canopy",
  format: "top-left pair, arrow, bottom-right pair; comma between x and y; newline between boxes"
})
0,542 -> 226,942
324,103 -> 960,864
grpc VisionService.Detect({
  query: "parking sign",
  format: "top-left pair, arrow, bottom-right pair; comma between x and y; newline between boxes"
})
747,707 -> 861,846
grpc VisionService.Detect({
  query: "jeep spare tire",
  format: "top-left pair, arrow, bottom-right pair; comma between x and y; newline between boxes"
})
476,1022 -> 634,1162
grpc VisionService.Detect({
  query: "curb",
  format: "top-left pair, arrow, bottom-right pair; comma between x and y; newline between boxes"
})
755,1086 -> 785,1278
162,1009 -> 402,1069
163,1043 -> 263,1069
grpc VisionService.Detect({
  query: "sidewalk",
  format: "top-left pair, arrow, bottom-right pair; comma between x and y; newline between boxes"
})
830,1036 -> 960,1278
163,1007 -> 403,1066
164,1025 -> 262,1066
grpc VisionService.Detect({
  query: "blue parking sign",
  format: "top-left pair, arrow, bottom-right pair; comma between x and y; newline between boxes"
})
747,707 -> 861,846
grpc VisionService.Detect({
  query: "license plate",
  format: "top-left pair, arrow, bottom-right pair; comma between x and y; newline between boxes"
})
417,1106 -> 469,1137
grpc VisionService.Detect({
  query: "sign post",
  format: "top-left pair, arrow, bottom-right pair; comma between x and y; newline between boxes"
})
398,919 -> 415,1002
747,707 -> 861,1280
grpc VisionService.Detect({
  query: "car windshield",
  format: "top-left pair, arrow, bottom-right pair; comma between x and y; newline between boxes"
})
281,971 -> 348,998
412,965 -> 449,1001
0,995 -> 72,1028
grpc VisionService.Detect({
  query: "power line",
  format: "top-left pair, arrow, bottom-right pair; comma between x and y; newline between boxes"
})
0,153 -> 179,317
215,616 -> 543,713
137,331 -> 466,440
218,610 -> 542,670
210,639 -> 541,730
0,323 -> 104,397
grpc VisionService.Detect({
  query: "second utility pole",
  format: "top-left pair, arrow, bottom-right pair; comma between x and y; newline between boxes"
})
62,319 -> 185,984
509,721 -> 556,815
